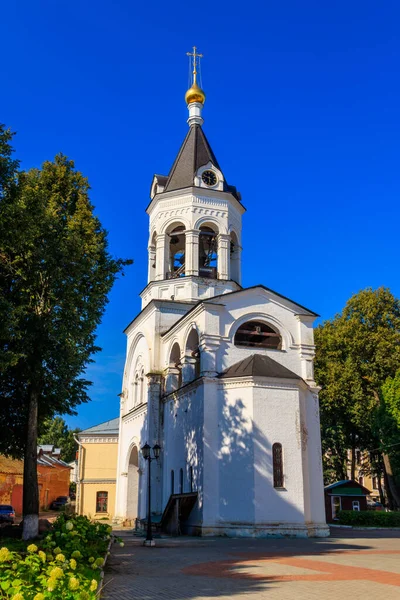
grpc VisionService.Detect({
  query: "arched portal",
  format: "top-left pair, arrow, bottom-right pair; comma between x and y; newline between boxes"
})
127,446 -> 139,520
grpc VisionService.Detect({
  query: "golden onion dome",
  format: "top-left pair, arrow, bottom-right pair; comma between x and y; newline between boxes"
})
185,81 -> 206,105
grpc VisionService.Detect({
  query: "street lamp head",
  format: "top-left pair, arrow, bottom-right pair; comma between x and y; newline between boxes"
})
153,443 -> 161,459
141,443 -> 151,460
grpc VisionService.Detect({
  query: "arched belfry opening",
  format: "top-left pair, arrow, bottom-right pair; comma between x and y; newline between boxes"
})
127,446 -> 140,520
234,320 -> 282,350
168,226 -> 186,278
199,225 -> 218,279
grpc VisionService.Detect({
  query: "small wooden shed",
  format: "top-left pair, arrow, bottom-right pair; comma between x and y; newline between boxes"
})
325,480 -> 371,522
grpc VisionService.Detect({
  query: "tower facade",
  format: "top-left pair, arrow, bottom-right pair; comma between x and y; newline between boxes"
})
114,50 -> 328,538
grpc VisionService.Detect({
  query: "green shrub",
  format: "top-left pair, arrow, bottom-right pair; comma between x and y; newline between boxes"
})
337,510 -> 400,527
0,514 -> 120,599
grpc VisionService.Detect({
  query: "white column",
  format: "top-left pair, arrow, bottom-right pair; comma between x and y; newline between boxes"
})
199,336 -> 220,377
155,234 -> 167,281
181,355 -> 198,385
185,230 -> 200,276
165,367 -> 180,394
217,234 -> 230,280
147,244 -> 156,283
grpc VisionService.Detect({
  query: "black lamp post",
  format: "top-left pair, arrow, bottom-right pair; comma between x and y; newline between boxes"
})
141,442 -> 161,546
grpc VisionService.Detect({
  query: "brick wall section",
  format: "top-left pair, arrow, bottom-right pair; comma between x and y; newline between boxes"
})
38,463 -> 70,508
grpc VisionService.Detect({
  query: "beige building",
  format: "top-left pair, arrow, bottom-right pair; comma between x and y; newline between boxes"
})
348,449 -> 384,502
76,418 -> 119,520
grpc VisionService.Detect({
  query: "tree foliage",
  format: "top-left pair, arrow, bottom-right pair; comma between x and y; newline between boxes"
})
0,126 -> 131,536
315,288 -> 400,502
38,416 -> 80,463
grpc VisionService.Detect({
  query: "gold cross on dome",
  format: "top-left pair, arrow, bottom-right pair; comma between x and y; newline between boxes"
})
186,46 -> 203,79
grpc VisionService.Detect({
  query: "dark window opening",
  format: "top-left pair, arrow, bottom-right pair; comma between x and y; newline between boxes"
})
234,321 -> 282,349
189,466 -> 193,492
96,491 -> 108,513
168,226 -> 185,278
273,443 -> 284,488
179,468 -> 184,494
199,227 -> 217,279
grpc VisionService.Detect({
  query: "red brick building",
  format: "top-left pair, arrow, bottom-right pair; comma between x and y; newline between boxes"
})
0,446 -> 71,515
325,480 -> 370,522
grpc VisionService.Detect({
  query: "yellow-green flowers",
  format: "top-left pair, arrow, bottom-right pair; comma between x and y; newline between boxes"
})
38,550 -> 46,563
27,544 -> 38,553
70,557 -> 77,570
50,566 -> 64,579
65,520 -> 74,531
34,594 -> 45,600
71,550 -> 81,559
120,542 -> 125,547
0,547 -> 11,563
69,576 -> 80,590
55,553 -> 66,562
12,593 -> 24,600
90,579 -> 98,591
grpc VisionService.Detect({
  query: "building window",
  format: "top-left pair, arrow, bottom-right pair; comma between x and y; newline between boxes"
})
199,226 -> 218,279
235,321 -> 282,350
272,443 -> 284,488
179,468 -> 184,494
168,226 -> 186,278
171,470 -> 174,494
96,491 -> 108,513
358,476 -> 364,486
352,500 -> 360,511
372,476 -> 379,490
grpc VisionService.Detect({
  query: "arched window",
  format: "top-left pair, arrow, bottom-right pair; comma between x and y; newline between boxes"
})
168,226 -> 186,278
179,468 -> 184,494
134,374 -> 139,406
272,443 -> 284,488
234,321 -> 282,350
171,470 -> 175,494
199,226 -> 218,278
140,369 -> 145,404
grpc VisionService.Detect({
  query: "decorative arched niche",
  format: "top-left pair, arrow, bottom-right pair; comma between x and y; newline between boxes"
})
165,341 -> 182,393
182,327 -> 200,384
234,320 -> 282,350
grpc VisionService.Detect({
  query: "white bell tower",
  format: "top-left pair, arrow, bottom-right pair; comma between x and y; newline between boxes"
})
141,47 -> 245,309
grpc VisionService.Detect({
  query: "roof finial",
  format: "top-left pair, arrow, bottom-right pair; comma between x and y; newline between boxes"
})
186,46 -> 203,86
185,46 -> 205,127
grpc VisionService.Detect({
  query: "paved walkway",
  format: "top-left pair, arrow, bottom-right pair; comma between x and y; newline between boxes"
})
103,529 -> 400,599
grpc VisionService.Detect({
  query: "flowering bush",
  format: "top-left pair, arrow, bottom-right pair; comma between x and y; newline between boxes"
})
0,515 -> 117,599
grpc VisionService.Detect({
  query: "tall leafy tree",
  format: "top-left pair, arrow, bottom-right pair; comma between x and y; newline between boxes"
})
0,130 -> 130,538
315,288 -> 400,505
38,416 -> 81,463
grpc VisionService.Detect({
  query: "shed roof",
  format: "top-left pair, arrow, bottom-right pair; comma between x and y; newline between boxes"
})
219,354 -> 302,381
325,480 -> 371,496
79,417 -> 119,436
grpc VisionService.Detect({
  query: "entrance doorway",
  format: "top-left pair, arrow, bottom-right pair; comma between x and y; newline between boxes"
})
127,446 -> 139,520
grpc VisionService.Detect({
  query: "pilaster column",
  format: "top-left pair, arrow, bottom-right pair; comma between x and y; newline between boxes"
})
146,373 -> 163,514
181,355 -> 198,385
147,244 -> 156,282
199,336 -> 220,377
185,229 -> 200,276
217,233 -> 230,280
155,234 -> 167,281
165,367 -> 181,394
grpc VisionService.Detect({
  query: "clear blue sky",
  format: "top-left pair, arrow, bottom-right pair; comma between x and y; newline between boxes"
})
3,1 -> 400,429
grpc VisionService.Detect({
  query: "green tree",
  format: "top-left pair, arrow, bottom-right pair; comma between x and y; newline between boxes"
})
315,288 -> 400,504
0,130 -> 131,538
38,416 -> 80,463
